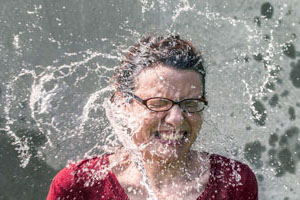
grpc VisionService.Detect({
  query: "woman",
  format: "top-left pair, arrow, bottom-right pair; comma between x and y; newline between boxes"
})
47,35 -> 258,200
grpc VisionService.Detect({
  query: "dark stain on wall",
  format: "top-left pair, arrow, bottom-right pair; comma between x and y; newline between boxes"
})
244,140 -> 266,169
280,90 -> 289,97
261,2 -> 274,19
268,94 -> 279,107
295,143 -> 300,159
251,100 -> 267,126
0,117 -> 6,129
269,133 -> 279,147
253,53 -> 263,62
277,148 -> 295,174
256,174 -> 264,182
290,60 -> 300,88
245,125 -> 252,131
285,126 -> 299,138
279,127 -> 299,146
283,43 -> 296,59
265,82 -> 275,91
263,34 -> 271,41
288,107 -> 296,121
267,127 -> 299,177
275,77 -> 283,85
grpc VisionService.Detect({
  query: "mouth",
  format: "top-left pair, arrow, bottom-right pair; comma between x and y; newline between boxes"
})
153,130 -> 189,145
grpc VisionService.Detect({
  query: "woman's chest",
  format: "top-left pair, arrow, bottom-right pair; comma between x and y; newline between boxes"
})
119,176 -> 208,200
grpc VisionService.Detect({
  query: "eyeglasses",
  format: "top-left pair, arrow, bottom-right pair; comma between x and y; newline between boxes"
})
127,92 -> 208,113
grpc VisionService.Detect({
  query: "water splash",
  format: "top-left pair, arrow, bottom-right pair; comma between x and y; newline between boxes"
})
1,0 -> 299,199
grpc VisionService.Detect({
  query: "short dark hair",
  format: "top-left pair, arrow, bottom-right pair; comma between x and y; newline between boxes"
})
113,35 -> 206,98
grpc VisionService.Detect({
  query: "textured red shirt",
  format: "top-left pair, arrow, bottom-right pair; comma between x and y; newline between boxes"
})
47,154 -> 258,200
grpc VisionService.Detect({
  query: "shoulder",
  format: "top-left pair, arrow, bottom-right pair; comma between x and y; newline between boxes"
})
47,155 -> 111,200
59,155 -> 110,184
209,154 -> 258,199
210,154 -> 253,173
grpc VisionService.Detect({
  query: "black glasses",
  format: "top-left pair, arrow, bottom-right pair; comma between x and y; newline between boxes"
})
127,93 -> 208,113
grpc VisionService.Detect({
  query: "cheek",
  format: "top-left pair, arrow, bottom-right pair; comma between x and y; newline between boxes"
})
139,112 -> 165,132
131,112 -> 163,144
130,103 -> 163,126
189,113 -> 203,131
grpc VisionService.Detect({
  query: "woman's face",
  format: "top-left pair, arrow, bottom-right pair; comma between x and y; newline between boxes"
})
127,64 -> 204,162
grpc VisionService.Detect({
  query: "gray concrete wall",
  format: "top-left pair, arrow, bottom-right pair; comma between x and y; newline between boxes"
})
0,0 -> 299,199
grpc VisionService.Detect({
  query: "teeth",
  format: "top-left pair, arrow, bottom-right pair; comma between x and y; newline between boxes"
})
158,132 -> 184,141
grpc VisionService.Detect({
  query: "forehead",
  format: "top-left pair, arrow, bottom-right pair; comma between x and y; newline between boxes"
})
134,65 -> 203,98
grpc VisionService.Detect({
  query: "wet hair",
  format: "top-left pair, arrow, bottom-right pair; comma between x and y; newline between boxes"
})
113,35 -> 206,99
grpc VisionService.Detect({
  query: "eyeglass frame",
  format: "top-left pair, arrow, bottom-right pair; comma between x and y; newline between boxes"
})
126,92 -> 208,113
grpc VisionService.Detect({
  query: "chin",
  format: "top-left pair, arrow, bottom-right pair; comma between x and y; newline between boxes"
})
142,144 -> 192,164
133,132 -> 197,163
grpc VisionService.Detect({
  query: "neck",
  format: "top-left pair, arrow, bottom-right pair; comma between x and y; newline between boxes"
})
142,152 -> 194,189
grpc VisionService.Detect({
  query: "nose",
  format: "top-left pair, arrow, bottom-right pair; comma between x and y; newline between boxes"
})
164,104 -> 184,128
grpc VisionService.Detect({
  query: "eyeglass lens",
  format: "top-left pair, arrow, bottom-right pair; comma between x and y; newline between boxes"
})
146,98 -> 205,112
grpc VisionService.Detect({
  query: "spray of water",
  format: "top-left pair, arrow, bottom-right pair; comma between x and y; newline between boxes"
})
1,0 -> 299,199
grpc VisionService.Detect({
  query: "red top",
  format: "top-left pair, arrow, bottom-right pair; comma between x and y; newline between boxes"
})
47,154 -> 258,200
